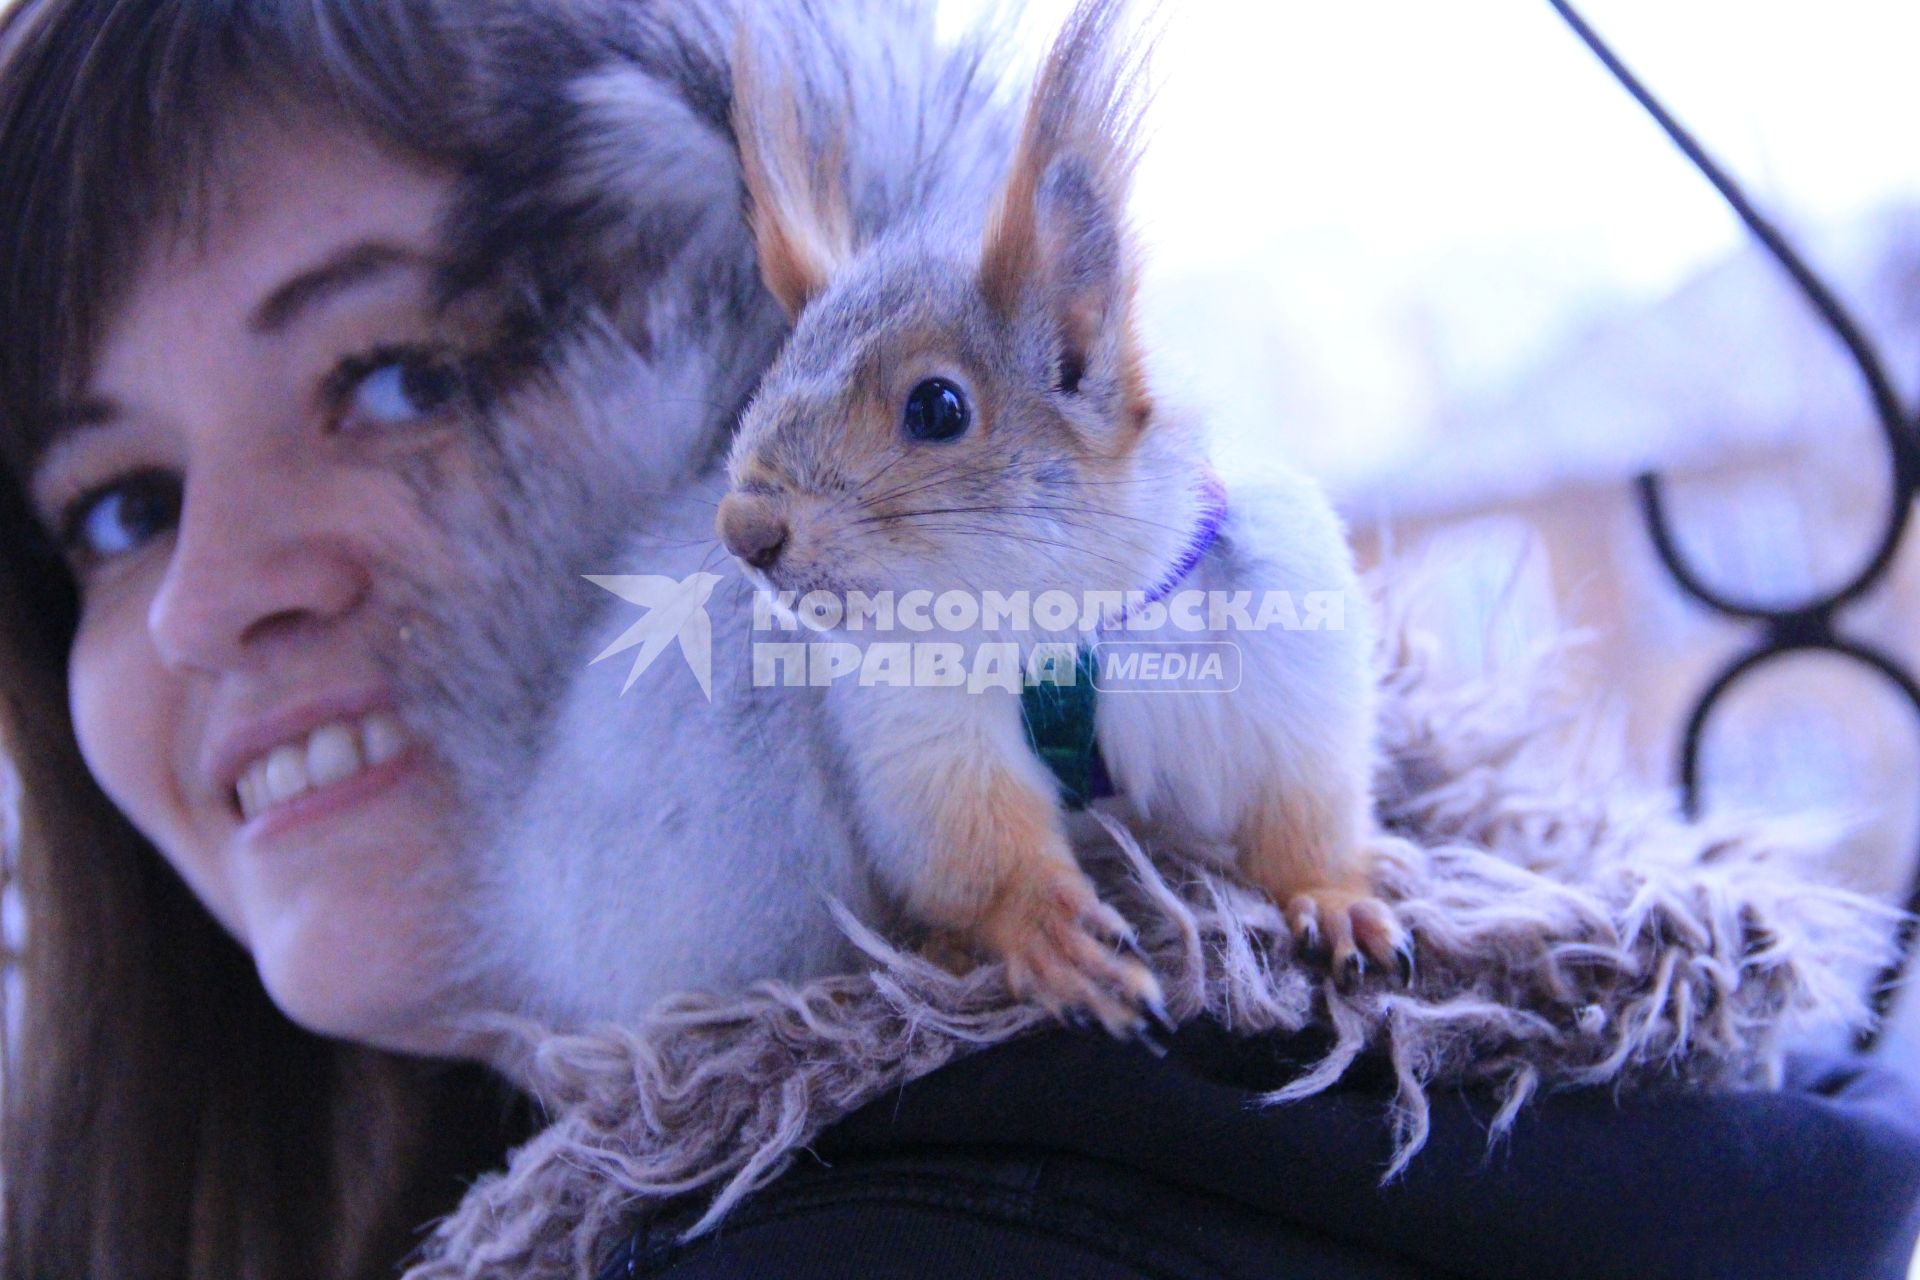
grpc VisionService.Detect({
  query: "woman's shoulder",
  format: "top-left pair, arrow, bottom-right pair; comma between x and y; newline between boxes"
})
595,1023 -> 1920,1279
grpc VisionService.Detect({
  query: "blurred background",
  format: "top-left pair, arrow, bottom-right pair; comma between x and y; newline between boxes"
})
947,0 -> 1920,1073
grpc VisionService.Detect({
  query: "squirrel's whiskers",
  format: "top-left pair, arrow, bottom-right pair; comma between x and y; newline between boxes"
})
718,0 -> 1405,1034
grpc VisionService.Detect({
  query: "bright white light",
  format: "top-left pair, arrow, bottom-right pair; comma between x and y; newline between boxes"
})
938,0 -> 1920,487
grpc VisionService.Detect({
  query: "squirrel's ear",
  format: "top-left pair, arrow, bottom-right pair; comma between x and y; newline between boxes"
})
732,36 -> 853,321
980,0 -> 1148,420
992,155 -> 1131,397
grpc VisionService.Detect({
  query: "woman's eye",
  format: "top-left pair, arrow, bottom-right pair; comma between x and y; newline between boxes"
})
62,471 -> 181,562
903,377 -> 970,442
336,349 -> 466,431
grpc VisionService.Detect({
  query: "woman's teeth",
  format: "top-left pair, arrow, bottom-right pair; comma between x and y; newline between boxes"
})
235,712 -> 410,821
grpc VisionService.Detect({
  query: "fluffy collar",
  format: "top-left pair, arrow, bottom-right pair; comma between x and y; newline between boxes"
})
404,601 -> 1899,1280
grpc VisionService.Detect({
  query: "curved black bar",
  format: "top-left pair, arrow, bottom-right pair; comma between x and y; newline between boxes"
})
1553,0 -> 1920,1049
1637,448 -> 1919,623
1675,635 -> 1920,820
1546,0 -> 1908,436
1636,473 -> 1788,623
1672,634 -> 1920,1045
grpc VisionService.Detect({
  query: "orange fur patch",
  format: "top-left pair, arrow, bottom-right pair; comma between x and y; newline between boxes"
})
1115,317 -> 1154,438
979,0 -> 1147,318
1236,783 -> 1369,904
733,36 -> 853,319
910,762 -> 1074,929
979,128 -> 1042,317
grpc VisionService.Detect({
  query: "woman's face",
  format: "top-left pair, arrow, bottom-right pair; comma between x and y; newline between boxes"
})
26,115 -> 494,1053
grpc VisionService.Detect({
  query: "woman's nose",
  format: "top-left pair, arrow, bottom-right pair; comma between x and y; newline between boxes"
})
146,459 -> 371,674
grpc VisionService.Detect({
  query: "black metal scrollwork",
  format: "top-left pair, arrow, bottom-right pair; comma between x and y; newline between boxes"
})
1550,0 -> 1920,1048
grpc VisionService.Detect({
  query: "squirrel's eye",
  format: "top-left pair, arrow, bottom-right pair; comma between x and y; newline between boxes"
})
903,378 -> 969,442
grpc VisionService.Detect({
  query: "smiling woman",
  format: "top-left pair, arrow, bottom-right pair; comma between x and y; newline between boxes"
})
32,118 -> 505,1052
0,14 -> 488,1280
0,0 -> 767,1275
8,3 -> 1920,1280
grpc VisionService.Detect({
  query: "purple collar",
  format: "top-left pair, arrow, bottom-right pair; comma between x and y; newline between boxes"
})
1102,471 -> 1227,631
1137,469 -> 1228,607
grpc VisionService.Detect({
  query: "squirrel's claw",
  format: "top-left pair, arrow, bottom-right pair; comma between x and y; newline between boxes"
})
983,867 -> 1163,1039
1286,888 -> 1409,988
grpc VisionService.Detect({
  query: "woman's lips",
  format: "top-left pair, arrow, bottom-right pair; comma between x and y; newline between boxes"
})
235,743 -> 421,847
234,710 -> 411,822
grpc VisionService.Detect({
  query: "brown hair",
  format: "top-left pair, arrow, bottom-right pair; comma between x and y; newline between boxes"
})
0,1 -> 614,1275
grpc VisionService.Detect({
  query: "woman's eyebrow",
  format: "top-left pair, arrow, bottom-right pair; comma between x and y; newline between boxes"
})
27,242 -> 433,483
28,397 -> 120,485
249,240 -> 429,335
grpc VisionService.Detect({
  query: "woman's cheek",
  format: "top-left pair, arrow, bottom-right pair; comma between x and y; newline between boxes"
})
67,585 -> 246,938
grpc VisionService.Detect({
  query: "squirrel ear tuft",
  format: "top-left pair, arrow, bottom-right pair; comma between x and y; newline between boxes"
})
732,33 -> 853,321
979,0 -> 1149,417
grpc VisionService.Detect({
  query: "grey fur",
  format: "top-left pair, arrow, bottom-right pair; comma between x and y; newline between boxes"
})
364,0 -> 1035,1038
400,607 -> 1901,1278
439,0 -> 1013,353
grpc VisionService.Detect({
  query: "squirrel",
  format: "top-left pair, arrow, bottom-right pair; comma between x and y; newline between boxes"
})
716,0 -> 1405,1035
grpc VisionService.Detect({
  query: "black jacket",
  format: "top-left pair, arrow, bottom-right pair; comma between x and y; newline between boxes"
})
597,1023 -> 1920,1279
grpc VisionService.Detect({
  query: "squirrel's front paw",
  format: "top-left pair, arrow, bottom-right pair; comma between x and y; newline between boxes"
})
1284,887 -> 1409,986
976,863 -> 1164,1037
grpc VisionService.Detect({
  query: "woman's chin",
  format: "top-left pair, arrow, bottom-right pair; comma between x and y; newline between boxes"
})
246,895 -> 476,1055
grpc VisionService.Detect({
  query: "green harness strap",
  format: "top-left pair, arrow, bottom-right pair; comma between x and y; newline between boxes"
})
1019,647 -> 1103,810
1015,470 -> 1228,811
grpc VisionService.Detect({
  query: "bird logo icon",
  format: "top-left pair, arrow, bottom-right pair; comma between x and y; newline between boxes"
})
583,572 -> 725,699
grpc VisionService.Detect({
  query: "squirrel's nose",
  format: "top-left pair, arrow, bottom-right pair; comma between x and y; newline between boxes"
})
717,493 -> 790,570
